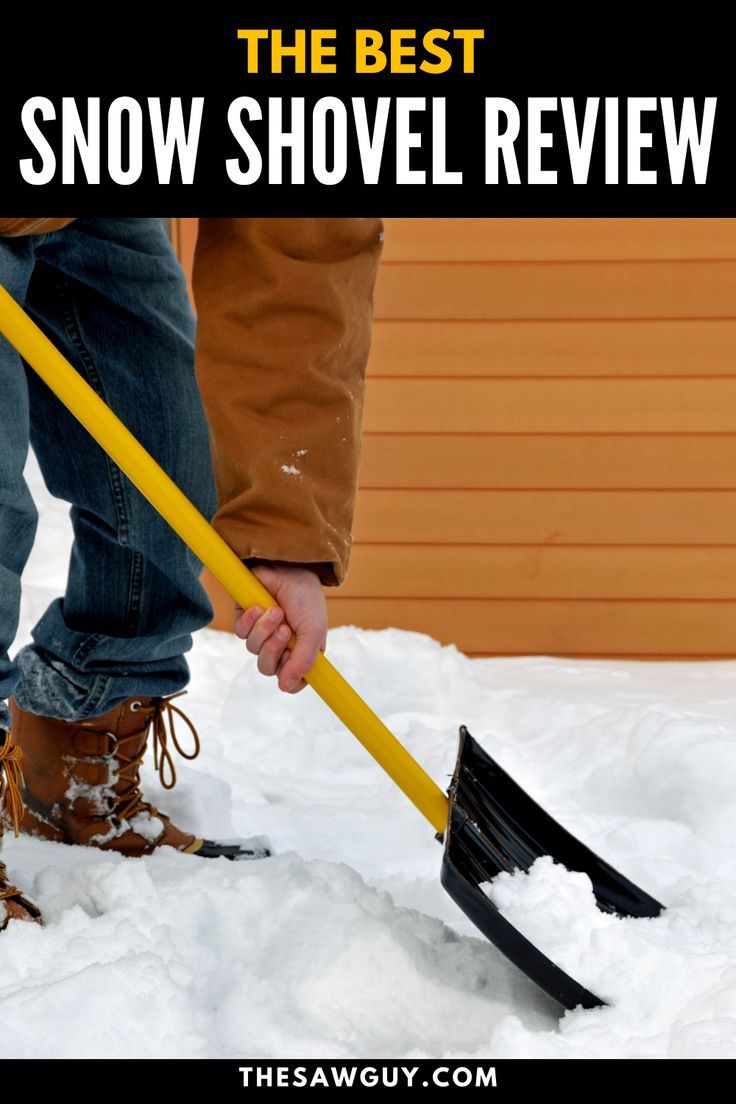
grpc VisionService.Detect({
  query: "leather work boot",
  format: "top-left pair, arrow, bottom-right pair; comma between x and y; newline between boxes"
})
9,694 -> 269,861
0,730 -> 43,931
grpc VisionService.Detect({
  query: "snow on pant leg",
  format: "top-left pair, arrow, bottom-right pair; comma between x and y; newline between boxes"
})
0,236 -> 39,731
12,218 -> 217,721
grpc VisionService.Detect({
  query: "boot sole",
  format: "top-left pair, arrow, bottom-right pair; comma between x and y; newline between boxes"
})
185,837 -> 272,861
22,806 -> 271,861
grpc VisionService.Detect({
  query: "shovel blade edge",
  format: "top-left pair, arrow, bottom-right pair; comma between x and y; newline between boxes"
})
440,726 -> 664,1012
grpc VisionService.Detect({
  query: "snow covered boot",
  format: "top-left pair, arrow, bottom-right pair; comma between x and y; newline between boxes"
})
0,730 -> 43,930
8,694 -> 269,861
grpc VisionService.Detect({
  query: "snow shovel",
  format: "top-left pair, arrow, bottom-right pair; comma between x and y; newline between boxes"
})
0,284 -> 664,1012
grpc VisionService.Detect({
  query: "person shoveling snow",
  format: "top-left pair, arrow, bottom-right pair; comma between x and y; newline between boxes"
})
0,276 -> 665,1012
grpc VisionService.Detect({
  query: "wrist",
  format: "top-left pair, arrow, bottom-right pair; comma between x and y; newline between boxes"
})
242,557 -> 334,586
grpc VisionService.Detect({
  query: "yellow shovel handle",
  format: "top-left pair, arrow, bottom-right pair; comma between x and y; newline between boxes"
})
0,283 -> 449,834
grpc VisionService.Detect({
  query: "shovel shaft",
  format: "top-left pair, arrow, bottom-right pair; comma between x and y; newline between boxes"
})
0,283 -> 449,834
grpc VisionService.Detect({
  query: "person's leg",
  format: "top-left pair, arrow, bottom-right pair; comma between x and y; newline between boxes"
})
8,219 -> 268,863
0,233 -> 44,926
0,236 -> 40,730
12,217 -> 217,721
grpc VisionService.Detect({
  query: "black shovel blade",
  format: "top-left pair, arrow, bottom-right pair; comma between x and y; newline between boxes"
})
440,726 -> 664,1011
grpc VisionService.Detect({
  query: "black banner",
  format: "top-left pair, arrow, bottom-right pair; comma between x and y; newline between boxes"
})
0,1058 -> 724,1085
1,7 -> 734,214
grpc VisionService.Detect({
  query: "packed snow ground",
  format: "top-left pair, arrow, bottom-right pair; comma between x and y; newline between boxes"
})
2,454 -> 736,1058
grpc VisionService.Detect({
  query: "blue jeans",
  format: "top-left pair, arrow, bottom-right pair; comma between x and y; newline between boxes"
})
0,218 -> 216,730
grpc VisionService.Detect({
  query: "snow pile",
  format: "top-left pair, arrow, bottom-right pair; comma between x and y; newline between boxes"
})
1,453 -> 736,1058
1,850 -> 516,1059
486,855 -> 736,1059
483,857 -> 617,993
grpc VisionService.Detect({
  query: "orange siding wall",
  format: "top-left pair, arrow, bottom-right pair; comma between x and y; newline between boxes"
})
174,218 -> 736,658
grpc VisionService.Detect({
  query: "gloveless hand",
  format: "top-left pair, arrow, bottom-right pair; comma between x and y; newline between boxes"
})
234,563 -> 328,693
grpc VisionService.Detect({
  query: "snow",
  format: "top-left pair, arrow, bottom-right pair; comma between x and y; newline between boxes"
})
127,812 -> 165,844
2,452 -> 736,1058
280,464 -> 301,476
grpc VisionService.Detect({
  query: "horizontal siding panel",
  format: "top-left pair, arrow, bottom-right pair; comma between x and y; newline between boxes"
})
359,435 -> 736,489
381,219 -> 736,262
340,545 -> 736,599
368,319 -> 736,378
205,569 -> 736,650
363,378 -> 736,434
353,490 -> 736,544
326,598 -> 736,655
374,262 -> 736,320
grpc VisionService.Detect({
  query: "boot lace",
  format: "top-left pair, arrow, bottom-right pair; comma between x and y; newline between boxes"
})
0,731 -> 24,836
0,731 -> 25,905
0,860 -> 24,906
88,692 -> 201,825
